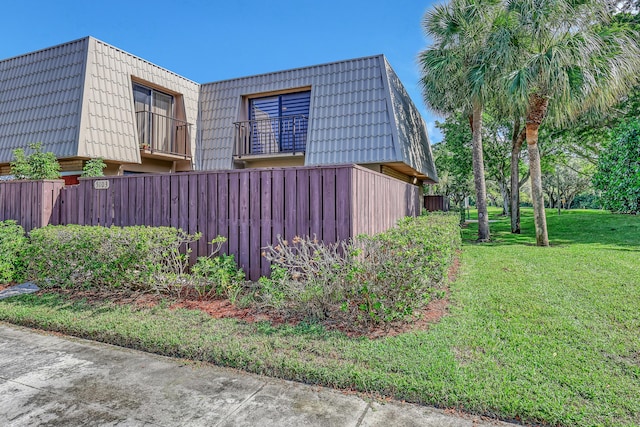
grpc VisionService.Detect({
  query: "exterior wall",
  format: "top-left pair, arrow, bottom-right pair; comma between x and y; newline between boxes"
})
0,38 -> 437,182
121,158 -> 174,174
197,55 -> 397,171
237,156 -> 305,169
0,38 -> 88,164
78,38 -> 200,165
0,37 -> 200,172
382,59 -> 437,182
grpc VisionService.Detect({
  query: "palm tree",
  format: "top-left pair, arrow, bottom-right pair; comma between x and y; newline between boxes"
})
420,0 -> 505,242
505,0 -> 640,245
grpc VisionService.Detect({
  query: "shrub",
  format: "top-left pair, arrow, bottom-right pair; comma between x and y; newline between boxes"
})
258,237 -> 358,319
10,142 -> 61,180
593,120 -> 640,214
0,220 -> 27,284
190,237 -> 245,302
259,213 -> 461,326
25,226 -> 246,300
81,158 -> 107,177
26,225 -> 200,291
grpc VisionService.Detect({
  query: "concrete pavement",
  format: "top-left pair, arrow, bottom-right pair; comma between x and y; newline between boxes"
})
0,323 -> 515,426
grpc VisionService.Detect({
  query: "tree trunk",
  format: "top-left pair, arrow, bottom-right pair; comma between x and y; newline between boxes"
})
526,94 -> 550,247
471,102 -> 490,242
510,120 -> 526,234
500,181 -> 510,216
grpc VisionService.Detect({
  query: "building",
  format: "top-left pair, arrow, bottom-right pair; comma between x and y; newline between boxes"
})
0,37 -> 437,185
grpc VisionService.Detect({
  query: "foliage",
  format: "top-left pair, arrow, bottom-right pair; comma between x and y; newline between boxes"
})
419,0 -> 509,242
432,115 -> 473,208
26,225 -> 201,291
81,158 -> 107,177
0,220 -> 27,284
191,236 -> 245,303
541,157 -> 594,209
258,214 -> 461,326
258,237 -> 359,319
571,192 -> 600,209
10,142 -> 61,180
593,120 -> 640,213
2,209 -> 639,427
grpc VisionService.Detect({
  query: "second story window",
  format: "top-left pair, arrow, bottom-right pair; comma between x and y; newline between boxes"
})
249,91 -> 311,154
133,83 -> 174,152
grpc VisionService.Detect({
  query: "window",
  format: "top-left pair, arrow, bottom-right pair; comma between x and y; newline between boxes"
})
249,91 -> 310,154
133,83 -> 174,152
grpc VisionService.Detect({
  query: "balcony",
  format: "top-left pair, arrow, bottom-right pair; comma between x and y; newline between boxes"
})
233,114 -> 308,158
136,111 -> 192,159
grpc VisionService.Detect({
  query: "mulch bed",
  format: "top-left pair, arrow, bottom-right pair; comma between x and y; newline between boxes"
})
28,255 -> 461,339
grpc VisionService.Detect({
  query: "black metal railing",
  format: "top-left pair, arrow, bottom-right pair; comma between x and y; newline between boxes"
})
233,114 -> 308,157
136,111 -> 192,157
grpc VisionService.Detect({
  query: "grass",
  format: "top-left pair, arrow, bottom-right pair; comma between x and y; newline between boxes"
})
1,208 -> 639,426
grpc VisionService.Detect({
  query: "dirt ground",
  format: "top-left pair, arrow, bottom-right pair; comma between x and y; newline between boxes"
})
29,256 -> 461,339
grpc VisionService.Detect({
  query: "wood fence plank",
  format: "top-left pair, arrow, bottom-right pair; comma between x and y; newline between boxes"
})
296,169 -> 310,239
217,172 -> 229,255
197,173 -> 209,259
126,178 -> 136,226
335,168 -> 351,240
258,170 -> 272,278
159,175 -> 170,226
270,169 -> 284,252
238,173 -> 250,276
170,175 -> 179,228
248,171 -> 262,279
207,173 -> 218,246
149,176 -> 160,226
178,175 -> 189,232
142,176 -> 152,226
283,168 -> 297,241
227,172 -> 239,262
309,168 -> 322,241
322,168 -> 336,243
187,174 -> 199,263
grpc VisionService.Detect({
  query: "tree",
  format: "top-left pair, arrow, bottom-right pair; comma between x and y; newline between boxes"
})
82,158 -> 107,177
593,120 -> 640,213
10,142 -> 60,180
541,158 -> 593,211
420,0 -> 507,242
432,115 -> 474,209
504,0 -> 640,245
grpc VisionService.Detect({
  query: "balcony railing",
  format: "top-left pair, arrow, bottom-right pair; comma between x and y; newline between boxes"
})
233,114 -> 308,157
136,111 -> 192,158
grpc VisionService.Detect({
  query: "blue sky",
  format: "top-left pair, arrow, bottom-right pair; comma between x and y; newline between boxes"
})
1,0 -> 443,142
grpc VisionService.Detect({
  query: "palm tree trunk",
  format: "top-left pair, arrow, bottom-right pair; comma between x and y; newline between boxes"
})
471,102 -> 490,242
510,120 -> 526,234
526,94 -> 550,246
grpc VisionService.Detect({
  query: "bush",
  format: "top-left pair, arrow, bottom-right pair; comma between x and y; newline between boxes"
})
26,225 -> 200,291
258,213 -> 461,326
10,142 -> 61,180
82,158 -> 107,177
593,120 -> 640,214
0,220 -> 27,284
190,237 -> 245,302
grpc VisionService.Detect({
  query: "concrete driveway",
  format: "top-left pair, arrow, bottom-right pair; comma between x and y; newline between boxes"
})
0,323 -> 515,426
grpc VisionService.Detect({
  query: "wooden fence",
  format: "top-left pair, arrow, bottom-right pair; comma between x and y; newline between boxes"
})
424,195 -> 450,212
0,179 -> 63,231
1,165 -> 421,280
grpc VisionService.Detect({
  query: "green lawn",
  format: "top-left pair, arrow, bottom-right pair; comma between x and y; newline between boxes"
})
1,208 -> 639,426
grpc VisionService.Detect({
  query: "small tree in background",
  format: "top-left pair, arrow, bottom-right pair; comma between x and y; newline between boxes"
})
593,120 -> 640,214
10,142 -> 60,180
82,158 -> 107,177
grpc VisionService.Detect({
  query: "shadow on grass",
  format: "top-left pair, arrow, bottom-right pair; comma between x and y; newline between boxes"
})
461,208 -> 640,249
